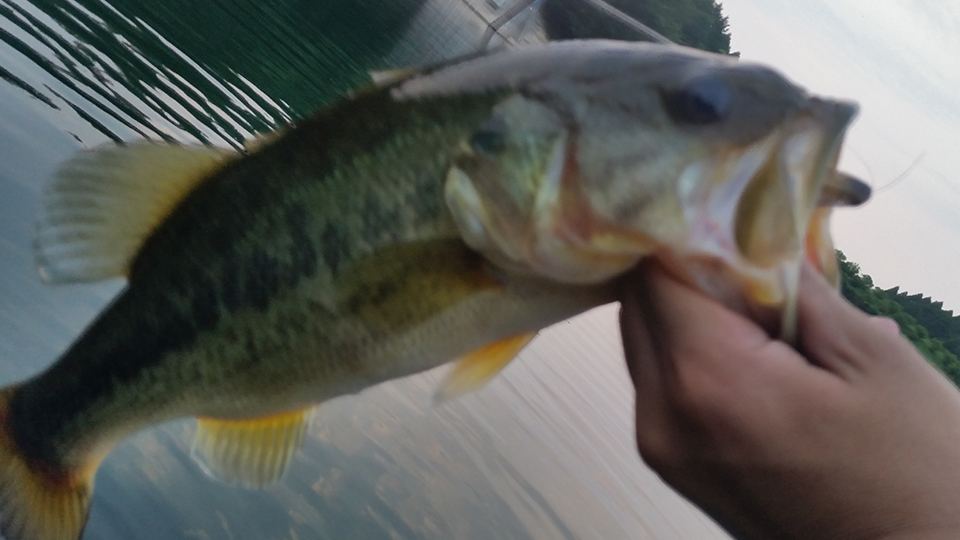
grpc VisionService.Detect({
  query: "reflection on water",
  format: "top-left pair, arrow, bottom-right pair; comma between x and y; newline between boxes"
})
0,0 -> 732,538
0,0 -> 557,147
0,0 -> 293,146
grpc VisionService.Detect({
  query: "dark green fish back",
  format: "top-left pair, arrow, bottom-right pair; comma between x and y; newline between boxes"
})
11,86 -> 504,466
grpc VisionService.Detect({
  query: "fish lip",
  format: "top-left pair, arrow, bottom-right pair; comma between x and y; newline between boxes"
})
768,97 -> 860,340
799,97 -> 858,167
777,97 -> 860,219
809,98 -> 859,130
802,100 -> 870,208
803,99 -> 859,194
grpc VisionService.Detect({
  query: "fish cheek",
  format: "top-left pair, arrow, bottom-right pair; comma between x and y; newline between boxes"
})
445,146 -> 511,258
444,113 -> 567,276
457,94 -> 567,222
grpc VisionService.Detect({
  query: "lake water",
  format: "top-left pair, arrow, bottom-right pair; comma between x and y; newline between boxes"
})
0,1 -> 732,538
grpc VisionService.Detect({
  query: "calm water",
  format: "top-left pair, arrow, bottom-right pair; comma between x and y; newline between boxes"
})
0,1 -> 731,538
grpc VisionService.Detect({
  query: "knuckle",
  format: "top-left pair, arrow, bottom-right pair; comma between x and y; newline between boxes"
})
635,424 -> 682,472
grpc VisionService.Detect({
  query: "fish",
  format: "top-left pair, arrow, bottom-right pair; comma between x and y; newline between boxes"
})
0,39 -> 868,540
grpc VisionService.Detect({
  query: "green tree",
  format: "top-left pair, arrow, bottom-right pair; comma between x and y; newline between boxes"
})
837,251 -> 960,388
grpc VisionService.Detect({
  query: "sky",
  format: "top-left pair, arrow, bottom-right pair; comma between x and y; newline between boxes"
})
720,0 -> 960,311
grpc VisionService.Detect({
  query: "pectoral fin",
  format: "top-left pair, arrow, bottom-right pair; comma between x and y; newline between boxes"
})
191,408 -> 312,489
434,332 -> 537,403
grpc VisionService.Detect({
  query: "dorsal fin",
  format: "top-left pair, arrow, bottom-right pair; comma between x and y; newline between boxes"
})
34,142 -> 237,283
243,127 -> 289,153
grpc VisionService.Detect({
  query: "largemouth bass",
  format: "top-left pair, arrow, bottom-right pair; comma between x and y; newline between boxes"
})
0,40 -> 867,540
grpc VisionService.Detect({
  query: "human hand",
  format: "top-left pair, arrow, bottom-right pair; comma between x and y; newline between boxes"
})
618,262 -> 960,540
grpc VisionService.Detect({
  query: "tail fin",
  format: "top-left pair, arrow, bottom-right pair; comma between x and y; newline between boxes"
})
0,386 -> 96,540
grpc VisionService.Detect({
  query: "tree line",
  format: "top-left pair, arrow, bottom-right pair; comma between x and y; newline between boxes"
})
838,251 -> 960,386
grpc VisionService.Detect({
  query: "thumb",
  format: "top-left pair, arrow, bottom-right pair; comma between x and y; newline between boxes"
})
795,263 -> 911,376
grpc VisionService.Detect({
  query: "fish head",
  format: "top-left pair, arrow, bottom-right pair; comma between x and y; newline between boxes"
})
399,41 -> 869,339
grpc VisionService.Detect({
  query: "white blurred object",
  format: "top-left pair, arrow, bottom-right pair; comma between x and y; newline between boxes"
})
380,0 -> 673,70
380,0 -> 547,67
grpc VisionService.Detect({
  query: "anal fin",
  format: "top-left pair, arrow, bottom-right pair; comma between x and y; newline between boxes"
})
191,408 -> 312,489
434,332 -> 537,403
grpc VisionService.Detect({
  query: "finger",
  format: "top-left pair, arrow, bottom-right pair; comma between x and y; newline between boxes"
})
640,266 -> 860,468
623,263 -> 847,467
870,316 -> 900,335
620,264 -> 684,463
640,263 -> 776,373
633,264 -> 826,429
618,263 -> 663,406
796,263 -> 913,375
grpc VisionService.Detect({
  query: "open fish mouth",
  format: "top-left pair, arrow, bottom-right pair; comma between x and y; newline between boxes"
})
671,97 -> 867,340
734,98 -> 860,272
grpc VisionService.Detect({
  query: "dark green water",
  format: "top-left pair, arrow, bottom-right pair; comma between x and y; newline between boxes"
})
0,1 -> 729,538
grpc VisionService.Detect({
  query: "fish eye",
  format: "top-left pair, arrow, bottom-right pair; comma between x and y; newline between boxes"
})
661,77 -> 732,125
470,117 -> 507,155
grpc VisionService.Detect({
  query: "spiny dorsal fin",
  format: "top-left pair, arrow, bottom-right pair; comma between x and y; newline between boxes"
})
434,332 -> 537,403
368,67 -> 419,86
191,408 -> 312,489
35,142 -> 237,283
242,127 -> 289,153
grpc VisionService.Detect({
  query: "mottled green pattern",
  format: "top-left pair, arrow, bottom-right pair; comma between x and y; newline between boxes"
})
11,87 -> 508,466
